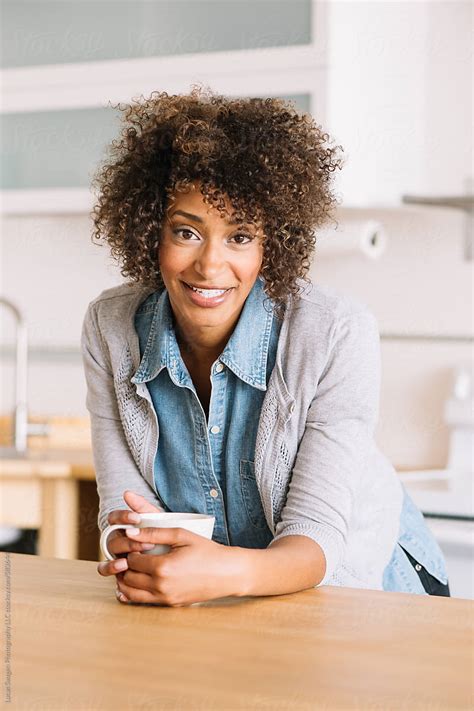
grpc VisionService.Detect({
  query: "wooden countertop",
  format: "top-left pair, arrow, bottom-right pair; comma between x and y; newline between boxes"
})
0,447 -> 94,480
4,552 -> 473,710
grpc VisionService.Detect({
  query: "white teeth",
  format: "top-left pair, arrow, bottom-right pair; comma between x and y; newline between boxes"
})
189,285 -> 228,297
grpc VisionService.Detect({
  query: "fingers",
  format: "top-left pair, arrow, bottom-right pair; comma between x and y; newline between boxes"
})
120,568 -> 155,594
125,526 -> 188,546
122,490 -> 164,514
97,541 -> 155,577
107,509 -> 142,526
115,586 -> 129,604
117,577 -> 165,605
107,531 -> 155,558
106,493 -> 163,530
98,557 -> 129,577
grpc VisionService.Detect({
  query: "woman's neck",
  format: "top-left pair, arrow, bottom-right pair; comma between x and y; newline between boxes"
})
175,323 -> 225,366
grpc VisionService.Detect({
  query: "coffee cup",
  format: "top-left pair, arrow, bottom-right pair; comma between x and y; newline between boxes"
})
100,512 -> 216,560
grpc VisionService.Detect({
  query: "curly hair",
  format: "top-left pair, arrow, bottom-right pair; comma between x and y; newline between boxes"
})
90,84 -> 344,321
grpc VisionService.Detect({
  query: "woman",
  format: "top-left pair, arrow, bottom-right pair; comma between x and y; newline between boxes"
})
81,86 -> 450,606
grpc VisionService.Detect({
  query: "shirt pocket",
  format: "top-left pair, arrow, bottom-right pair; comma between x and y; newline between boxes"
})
240,459 -> 269,531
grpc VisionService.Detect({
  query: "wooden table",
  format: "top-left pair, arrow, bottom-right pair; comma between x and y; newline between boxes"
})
0,449 -> 96,559
2,553 -> 473,710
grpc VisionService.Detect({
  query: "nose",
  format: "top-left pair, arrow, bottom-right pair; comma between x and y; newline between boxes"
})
194,237 -> 228,279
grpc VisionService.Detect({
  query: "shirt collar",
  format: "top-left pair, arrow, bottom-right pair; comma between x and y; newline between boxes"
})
131,276 -> 275,391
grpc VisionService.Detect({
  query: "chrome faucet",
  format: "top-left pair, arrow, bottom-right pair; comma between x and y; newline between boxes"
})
0,297 -> 49,452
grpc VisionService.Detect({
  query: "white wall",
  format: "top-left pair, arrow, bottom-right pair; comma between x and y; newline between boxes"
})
0,214 -> 122,416
313,207 -> 473,471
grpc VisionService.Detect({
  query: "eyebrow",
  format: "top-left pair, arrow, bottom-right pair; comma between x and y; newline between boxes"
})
169,209 -> 245,226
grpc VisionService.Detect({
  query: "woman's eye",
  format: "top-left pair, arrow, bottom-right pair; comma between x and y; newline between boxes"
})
172,228 -> 253,245
173,228 -> 198,240
231,233 -> 254,245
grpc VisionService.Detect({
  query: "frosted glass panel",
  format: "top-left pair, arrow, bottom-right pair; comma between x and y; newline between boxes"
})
2,1 -> 311,68
0,108 -> 123,189
1,95 -> 310,189
268,94 -> 310,115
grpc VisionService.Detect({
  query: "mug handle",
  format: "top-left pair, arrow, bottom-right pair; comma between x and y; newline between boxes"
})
100,524 -> 134,561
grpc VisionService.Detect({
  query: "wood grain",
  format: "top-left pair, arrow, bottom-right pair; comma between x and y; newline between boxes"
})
2,552 -> 472,710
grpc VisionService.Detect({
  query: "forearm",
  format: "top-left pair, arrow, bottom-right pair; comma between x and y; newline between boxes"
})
234,535 -> 327,597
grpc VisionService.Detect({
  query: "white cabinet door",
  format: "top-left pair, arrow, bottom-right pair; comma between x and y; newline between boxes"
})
325,1 -> 472,206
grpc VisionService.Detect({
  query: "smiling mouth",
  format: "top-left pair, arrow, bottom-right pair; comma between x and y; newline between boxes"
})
183,282 -> 234,295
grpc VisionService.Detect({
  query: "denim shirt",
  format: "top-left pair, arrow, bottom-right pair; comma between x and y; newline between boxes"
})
134,276 -> 281,549
383,483 -> 449,594
131,278 -> 449,594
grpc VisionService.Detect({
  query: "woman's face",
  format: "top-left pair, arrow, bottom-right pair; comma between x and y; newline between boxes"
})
158,182 -> 264,350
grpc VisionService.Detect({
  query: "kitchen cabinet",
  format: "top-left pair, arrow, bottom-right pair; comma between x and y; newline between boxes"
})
0,94 -> 310,202
2,2 -> 471,210
2,1 -> 311,68
1,0 -> 316,211
324,1 -> 472,207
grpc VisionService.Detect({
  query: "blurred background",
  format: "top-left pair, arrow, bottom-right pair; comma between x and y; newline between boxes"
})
0,1 -> 472,597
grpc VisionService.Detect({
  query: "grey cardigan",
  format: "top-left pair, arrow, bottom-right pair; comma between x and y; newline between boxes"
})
81,278 -> 403,590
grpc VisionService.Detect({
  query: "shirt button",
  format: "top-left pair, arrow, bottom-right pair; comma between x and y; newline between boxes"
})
210,489 -> 219,498
415,564 -> 422,572
215,362 -> 224,373
210,425 -> 220,434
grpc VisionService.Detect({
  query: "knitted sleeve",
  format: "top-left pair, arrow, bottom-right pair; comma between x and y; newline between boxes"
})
81,301 -> 164,532
269,309 -> 382,586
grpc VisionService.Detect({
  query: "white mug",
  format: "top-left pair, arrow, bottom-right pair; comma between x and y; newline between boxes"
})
100,512 -> 216,560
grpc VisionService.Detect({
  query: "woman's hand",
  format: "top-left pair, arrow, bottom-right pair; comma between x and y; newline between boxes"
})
97,490 -> 163,584
115,527 -> 247,607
